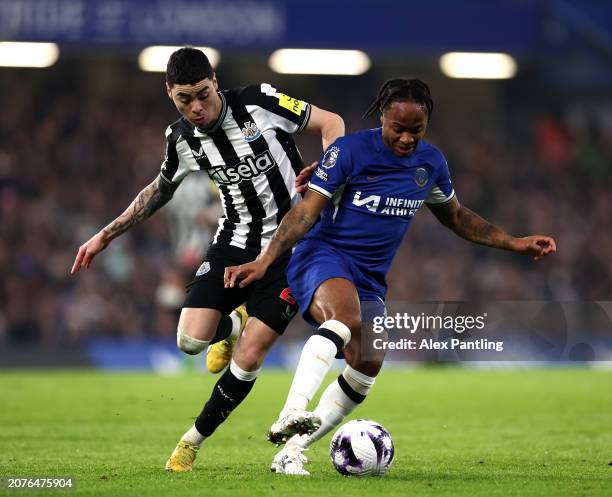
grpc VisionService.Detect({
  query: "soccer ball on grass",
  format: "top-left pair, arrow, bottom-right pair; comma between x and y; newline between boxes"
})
329,419 -> 394,476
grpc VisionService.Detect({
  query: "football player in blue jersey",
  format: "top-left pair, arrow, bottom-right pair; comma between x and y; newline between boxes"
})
225,78 -> 556,475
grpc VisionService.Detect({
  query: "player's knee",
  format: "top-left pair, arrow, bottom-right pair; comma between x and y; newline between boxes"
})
233,345 -> 266,371
316,319 -> 353,354
176,327 -> 209,355
344,317 -> 363,339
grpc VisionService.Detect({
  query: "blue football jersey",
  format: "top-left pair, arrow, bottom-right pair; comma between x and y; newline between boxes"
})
305,127 -> 455,295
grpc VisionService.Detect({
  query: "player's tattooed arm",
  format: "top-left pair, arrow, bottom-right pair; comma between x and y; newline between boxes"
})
101,176 -> 178,242
265,203 -> 317,257
428,196 -> 514,249
72,175 -> 179,274
260,190 -> 328,262
224,190 -> 328,288
427,196 -> 556,260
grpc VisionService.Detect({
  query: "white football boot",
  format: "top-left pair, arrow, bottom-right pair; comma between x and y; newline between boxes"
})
270,445 -> 310,475
267,409 -> 321,445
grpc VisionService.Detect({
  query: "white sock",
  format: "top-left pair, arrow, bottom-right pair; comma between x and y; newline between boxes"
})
280,335 -> 336,417
230,359 -> 260,380
287,365 -> 376,449
279,320 -> 351,417
181,424 -> 205,447
229,310 -> 242,340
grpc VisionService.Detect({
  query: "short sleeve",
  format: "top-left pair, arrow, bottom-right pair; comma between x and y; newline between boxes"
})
241,83 -> 311,134
425,151 -> 455,204
308,141 -> 351,199
159,127 -> 199,185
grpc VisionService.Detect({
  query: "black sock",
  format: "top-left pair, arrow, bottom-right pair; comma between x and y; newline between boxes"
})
195,368 -> 256,437
210,314 -> 233,345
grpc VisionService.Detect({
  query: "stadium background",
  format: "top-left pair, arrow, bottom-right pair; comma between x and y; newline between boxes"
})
1,0 -> 610,369
1,2 -> 612,496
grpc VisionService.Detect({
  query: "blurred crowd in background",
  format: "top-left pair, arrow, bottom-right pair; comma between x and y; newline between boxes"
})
1,63 -> 611,346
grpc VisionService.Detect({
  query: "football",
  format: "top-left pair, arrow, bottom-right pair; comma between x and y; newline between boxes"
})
330,419 -> 395,476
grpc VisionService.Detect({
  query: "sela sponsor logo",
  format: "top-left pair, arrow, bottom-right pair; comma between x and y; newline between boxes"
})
241,121 -> 262,142
322,146 -> 340,169
314,166 -> 328,181
208,151 -> 277,185
352,191 -> 425,217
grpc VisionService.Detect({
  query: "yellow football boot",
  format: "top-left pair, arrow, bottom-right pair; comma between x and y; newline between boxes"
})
165,441 -> 199,472
206,305 -> 248,373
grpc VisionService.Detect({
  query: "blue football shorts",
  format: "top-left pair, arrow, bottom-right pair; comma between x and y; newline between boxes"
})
286,238 -> 386,326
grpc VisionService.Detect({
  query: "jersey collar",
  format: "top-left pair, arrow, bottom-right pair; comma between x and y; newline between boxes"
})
195,92 -> 227,135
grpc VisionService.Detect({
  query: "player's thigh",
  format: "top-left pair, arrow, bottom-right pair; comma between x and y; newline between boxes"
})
308,277 -> 362,334
177,307 -> 222,341
180,253 -> 251,340
233,318 -> 280,371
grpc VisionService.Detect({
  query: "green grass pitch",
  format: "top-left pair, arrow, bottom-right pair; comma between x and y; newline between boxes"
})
1,368 -> 611,496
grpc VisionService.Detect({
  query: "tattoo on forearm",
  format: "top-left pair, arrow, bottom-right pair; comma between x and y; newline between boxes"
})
265,207 -> 315,259
102,177 -> 176,242
454,206 -> 513,250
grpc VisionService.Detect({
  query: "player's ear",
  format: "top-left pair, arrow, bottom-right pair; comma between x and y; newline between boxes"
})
165,82 -> 173,100
212,74 -> 219,91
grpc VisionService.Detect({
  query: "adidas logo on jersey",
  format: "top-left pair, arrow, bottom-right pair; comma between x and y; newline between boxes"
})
208,151 -> 277,185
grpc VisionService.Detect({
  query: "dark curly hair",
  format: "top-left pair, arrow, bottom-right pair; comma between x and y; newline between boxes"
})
166,47 -> 214,86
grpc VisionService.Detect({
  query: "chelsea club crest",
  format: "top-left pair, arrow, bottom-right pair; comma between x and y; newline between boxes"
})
414,167 -> 429,187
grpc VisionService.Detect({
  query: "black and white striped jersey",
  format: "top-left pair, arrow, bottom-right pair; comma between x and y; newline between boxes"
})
159,83 -> 311,253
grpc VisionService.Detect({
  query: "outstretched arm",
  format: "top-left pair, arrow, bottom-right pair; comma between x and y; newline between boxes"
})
71,175 -> 179,274
225,190 -> 329,288
427,196 -> 556,260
